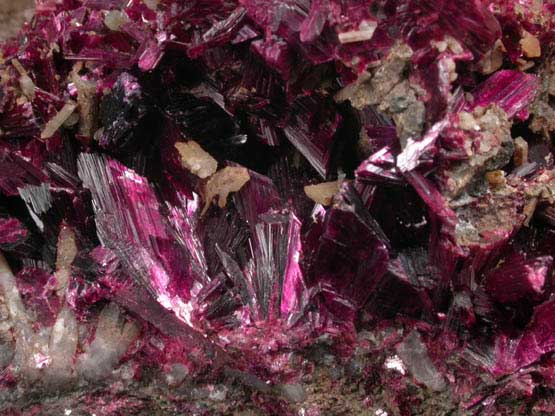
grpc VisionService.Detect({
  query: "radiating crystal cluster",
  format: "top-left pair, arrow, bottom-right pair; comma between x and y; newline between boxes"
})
1,0 -> 555,414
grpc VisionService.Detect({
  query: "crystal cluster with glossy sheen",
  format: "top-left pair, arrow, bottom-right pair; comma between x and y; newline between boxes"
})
1,0 -> 555,414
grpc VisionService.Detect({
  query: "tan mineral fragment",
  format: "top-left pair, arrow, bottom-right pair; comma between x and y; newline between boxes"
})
55,225 -> 78,294
12,58 -> 35,100
175,140 -> 218,179
304,181 -> 341,206
521,30 -> 541,58
41,101 -> 78,139
486,170 -> 506,188
202,166 -> 250,215
514,137 -> 529,167
479,40 -> 504,75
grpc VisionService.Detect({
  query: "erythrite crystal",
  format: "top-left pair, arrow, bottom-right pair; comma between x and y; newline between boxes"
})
97,72 -> 154,152
484,253 -> 552,303
0,217 -> 28,248
1,0 -> 555,413
469,70 -> 539,119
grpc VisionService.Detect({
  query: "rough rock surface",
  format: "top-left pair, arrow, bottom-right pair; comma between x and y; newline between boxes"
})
0,0 -> 33,41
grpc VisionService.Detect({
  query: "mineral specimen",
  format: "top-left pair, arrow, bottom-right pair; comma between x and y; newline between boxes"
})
1,0 -> 555,414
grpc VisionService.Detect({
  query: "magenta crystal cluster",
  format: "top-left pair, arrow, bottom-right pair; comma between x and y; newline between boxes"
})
1,0 -> 555,414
